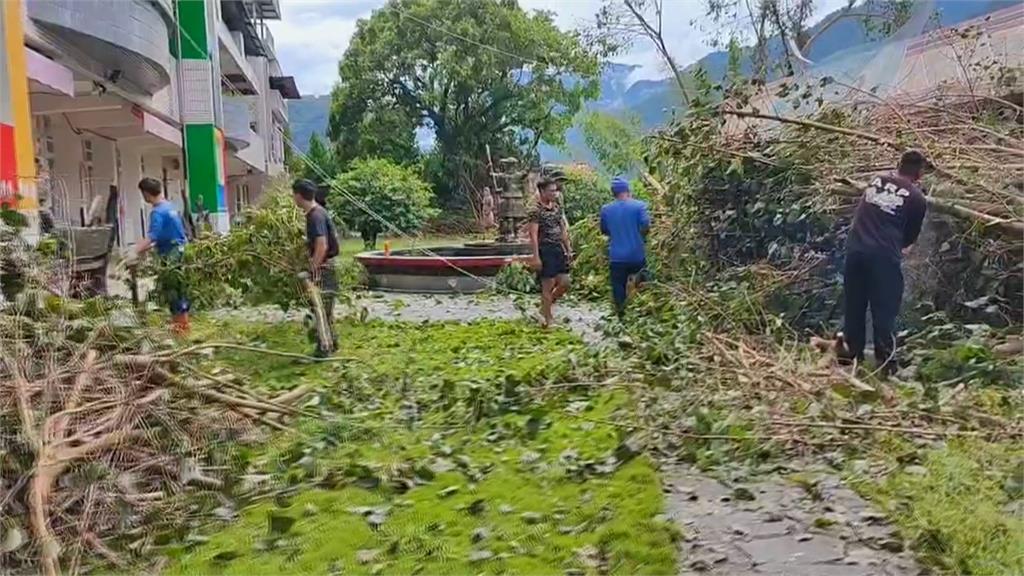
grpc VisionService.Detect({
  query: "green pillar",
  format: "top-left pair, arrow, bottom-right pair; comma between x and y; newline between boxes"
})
176,0 -> 228,233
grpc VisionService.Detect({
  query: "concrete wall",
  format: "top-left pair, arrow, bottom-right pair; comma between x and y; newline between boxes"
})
26,0 -> 173,94
118,145 -> 184,251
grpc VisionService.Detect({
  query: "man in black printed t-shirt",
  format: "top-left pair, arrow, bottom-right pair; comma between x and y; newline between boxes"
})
838,150 -> 928,374
293,179 -> 340,357
527,178 -> 572,328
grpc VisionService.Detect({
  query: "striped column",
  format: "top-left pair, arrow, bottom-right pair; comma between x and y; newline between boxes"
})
176,0 -> 228,233
0,0 -> 37,224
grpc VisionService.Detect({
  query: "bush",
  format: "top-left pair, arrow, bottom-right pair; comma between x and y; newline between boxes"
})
493,261 -> 538,294
145,189 -> 309,311
330,158 -> 436,249
560,165 -> 609,225
568,217 -> 609,300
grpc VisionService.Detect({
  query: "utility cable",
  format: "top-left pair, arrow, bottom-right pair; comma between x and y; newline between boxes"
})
173,16 -> 535,297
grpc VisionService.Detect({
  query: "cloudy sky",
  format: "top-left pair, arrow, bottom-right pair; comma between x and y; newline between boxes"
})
268,0 -> 851,97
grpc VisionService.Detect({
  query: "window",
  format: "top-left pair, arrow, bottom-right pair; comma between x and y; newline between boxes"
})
82,139 -> 95,205
234,183 -> 250,214
270,120 -> 284,164
34,116 -> 55,172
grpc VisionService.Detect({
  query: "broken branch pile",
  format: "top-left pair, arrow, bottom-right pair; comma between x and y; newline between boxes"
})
643,64 -> 1023,330
0,288 -> 311,575
615,307 -> 1022,465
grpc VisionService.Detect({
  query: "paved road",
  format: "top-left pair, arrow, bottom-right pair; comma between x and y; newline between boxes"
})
212,291 -> 607,343
666,466 -> 923,575
212,291 -> 924,576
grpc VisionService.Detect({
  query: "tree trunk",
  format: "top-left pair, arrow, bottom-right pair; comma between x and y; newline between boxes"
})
362,230 -> 377,250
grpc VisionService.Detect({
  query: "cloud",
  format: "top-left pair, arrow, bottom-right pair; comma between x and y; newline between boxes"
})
267,1 -> 379,95
269,0 -> 854,96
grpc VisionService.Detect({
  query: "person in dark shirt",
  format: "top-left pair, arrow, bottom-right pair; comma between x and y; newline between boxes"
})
292,179 -> 340,356
600,178 -> 651,316
134,177 -> 190,335
839,150 -> 928,374
527,178 -> 572,328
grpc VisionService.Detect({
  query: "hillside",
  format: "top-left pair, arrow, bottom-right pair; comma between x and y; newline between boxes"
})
285,0 -> 1015,158
287,94 -> 332,153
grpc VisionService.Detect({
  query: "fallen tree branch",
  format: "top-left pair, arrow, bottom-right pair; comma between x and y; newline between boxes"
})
833,177 -> 1024,235
768,418 -> 979,437
721,108 -> 1018,206
155,342 -> 356,364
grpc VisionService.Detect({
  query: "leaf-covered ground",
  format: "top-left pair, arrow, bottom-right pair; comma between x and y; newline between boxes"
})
166,317 -> 677,575
157,297 -> 1021,575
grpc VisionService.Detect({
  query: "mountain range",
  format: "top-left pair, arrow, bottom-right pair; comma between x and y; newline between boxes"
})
286,0 -> 1016,163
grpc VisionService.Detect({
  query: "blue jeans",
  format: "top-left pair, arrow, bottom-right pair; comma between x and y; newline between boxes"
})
610,260 -> 646,313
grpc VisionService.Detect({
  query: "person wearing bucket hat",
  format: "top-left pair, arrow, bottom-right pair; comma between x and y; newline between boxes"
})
600,177 -> 650,316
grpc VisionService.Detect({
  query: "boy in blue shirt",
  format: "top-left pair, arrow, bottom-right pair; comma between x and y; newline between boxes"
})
134,177 -> 190,335
600,178 -> 650,316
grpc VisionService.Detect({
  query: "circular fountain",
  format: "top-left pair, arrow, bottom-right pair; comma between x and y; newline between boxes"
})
355,159 -> 535,293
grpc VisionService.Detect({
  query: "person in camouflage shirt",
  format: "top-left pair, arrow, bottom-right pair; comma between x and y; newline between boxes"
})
527,178 -> 572,327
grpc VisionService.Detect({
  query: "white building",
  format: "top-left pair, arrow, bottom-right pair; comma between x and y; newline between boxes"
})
17,0 -> 297,250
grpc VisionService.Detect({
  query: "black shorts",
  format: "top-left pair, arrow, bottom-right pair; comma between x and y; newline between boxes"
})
538,244 -> 569,280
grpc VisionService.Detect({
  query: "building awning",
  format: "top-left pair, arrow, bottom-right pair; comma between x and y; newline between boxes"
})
135,106 -> 182,148
25,47 -> 74,97
269,75 -> 300,99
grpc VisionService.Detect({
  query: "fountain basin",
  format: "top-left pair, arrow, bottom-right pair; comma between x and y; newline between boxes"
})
355,243 -> 533,293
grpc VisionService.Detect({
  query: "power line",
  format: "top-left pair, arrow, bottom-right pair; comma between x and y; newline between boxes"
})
391,6 -> 549,68
173,14 -> 534,297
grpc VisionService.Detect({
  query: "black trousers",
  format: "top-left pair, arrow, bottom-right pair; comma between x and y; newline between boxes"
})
842,250 -> 903,369
609,260 -> 646,314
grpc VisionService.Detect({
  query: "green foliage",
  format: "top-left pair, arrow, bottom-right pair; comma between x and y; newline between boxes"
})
578,110 -> 643,175
328,94 -> 419,169
168,317 -> 677,574
567,217 -> 610,301
860,0 -> 934,41
493,261 -> 537,294
330,0 -> 602,206
559,165 -> 609,226
915,342 -> 1020,389
282,124 -> 302,175
0,209 -> 30,301
146,190 -> 309,311
855,439 -> 1024,575
330,159 -> 436,249
296,133 -> 339,183
0,205 -> 28,229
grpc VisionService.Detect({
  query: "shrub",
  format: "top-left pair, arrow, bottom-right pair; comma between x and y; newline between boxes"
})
330,158 -> 436,249
560,165 -> 609,225
145,189 -> 309,311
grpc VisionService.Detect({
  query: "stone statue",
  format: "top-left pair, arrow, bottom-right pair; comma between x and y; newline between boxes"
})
494,158 -> 530,243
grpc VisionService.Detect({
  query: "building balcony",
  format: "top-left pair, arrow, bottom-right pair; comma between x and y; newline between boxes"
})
253,0 -> 281,20
25,0 -> 174,95
223,96 -> 257,152
259,22 -> 277,61
218,22 -> 260,94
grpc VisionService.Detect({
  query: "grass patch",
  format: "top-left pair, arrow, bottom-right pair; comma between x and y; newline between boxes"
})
168,316 -> 677,574
853,438 -> 1024,575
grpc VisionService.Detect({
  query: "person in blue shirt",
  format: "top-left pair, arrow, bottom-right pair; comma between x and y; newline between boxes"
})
134,177 -> 190,335
600,178 -> 650,316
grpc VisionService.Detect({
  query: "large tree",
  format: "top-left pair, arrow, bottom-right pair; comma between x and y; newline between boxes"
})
328,88 -> 420,169
330,0 -> 603,206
